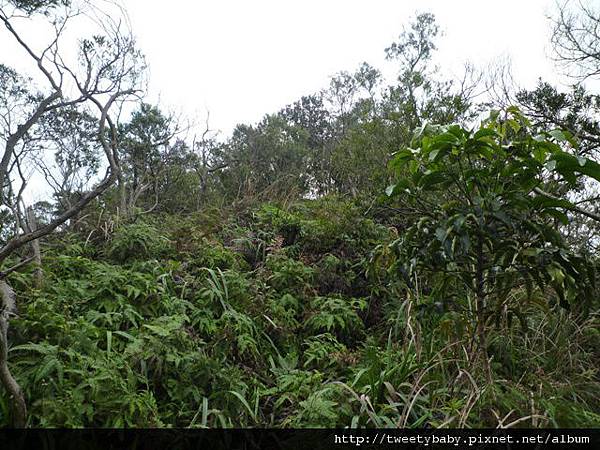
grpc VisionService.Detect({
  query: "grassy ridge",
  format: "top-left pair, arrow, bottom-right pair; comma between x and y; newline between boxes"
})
2,198 -> 599,427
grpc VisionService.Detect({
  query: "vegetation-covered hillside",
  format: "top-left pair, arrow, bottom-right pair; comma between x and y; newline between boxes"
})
4,197 -> 599,427
1,0 -> 599,428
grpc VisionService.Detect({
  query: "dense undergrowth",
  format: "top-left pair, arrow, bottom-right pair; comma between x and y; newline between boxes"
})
1,198 -> 598,427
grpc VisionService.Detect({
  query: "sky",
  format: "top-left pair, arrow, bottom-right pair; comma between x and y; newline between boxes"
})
121,0 -> 561,136
1,0 -> 564,135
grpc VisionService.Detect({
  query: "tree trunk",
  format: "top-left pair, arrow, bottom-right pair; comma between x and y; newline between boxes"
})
25,208 -> 43,289
119,173 -> 128,218
475,232 -> 492,384
0,281 -> 27,427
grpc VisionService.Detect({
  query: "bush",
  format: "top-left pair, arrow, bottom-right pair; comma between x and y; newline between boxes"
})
107,222 -> 172,262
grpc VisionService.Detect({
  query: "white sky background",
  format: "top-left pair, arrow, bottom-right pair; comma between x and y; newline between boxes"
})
0,0 -> 582,203
123,0 -> 562,136
0,0 -> 570,138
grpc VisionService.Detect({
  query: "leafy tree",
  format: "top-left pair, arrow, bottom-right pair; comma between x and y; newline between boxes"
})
517,81 -> 600,157
280,94 -> 333,152
217,115 -> 310,200
279,94 -> 335,195
383,13 -> 479,146
386,108 -> 597,372
118,103 -> 179,215
516,81 -> 600,251
154,139 -> 207,214
353,62 -> 383,105
8,0 -> 69,13
328,105 -> 390,197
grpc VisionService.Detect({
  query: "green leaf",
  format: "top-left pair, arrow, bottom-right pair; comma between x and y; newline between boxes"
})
419,171 -> 446,189
385,180 -> 411,197
412,121 -> 431,140
522,248 -> 541,257
113,330 -> 136,341
431,133 -> 460,149
549,129 -> 567,142
228,391 -> 257,422
531,195 -> 574,210
551,151 -> 600,183
545,208 -> 569,225
435,227 -> 447,243
473,128 -> 497,140
428,148 -> 441,161
142,324 -> 170,336
547,264 -> 565,285
505,119 -> 521,133
389,149 -> 415,172
106,331 -> 112,354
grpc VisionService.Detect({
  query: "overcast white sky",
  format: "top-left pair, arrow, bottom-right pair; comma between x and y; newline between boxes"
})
121,0 -> 561,135
1,0 -> 567,135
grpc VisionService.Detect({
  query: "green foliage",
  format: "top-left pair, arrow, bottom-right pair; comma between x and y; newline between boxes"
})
267,254 -> 314,296
107,221 -> 172,262
3,3 -> 600,431
386,110 -> 597,315
2,197 -> 598,428
305,296 -> 366,342
256,200 -> 389,259
216,115 -> 310,199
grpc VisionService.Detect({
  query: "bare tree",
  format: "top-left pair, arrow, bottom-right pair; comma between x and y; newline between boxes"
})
551,0 -> 600,81
0,0 -> 145,426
